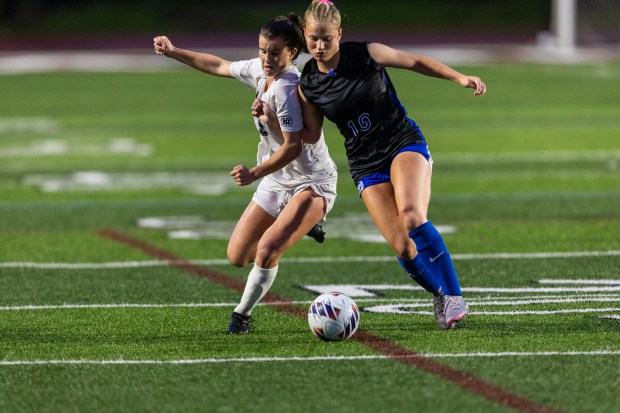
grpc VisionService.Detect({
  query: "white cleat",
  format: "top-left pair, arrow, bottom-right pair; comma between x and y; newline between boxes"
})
444,295 -> 469,326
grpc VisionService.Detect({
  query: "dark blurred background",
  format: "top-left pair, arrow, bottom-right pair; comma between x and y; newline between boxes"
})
0,0 -> 550,33
0,0 -> 552,49
1,0 -> 618,51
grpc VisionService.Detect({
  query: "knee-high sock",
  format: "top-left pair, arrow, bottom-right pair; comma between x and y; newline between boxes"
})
409,221 -> 462,296
234,264 -> 278,315
397,254 -> 442,296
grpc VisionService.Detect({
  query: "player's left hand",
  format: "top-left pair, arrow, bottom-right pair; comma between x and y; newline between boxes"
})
460,76 -> 487,96
230,165 -> 258,186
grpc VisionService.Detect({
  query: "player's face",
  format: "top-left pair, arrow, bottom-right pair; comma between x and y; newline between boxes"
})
258,35 -> 296,78
304,21 -> 342,66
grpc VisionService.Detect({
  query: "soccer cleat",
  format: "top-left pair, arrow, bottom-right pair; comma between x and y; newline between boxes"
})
432,294 -> 450,330
444,295 -> 469,326
306,223 -> 326,243
227,311 -> 252,334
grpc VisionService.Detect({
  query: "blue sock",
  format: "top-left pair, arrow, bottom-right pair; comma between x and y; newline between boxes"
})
409,221 -> 462,296
397,254 -> 442,296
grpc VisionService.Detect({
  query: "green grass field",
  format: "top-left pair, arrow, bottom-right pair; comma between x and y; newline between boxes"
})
1,61 -> 619,413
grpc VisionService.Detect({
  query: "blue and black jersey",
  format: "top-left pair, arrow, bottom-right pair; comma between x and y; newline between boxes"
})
300,41 -> 425,182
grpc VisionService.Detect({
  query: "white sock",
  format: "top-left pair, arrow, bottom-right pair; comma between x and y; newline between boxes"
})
234,264 -> 278,315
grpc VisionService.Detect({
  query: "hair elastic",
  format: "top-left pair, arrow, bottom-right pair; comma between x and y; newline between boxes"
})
319,0 -> 334,5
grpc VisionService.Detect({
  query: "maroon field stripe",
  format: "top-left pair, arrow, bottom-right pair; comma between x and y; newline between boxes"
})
98,229 -> 304,314
98,228 -> 564,413
353,331 -> 562,413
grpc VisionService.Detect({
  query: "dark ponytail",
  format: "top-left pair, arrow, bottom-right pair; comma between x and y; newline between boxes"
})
260,13 -> 306,60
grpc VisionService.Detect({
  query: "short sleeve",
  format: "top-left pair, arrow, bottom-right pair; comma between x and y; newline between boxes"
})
271,73 -> 303,132
229,58 -> 262,89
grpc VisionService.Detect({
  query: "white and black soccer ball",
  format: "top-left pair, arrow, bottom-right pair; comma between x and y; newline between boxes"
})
308,292 -> 360,341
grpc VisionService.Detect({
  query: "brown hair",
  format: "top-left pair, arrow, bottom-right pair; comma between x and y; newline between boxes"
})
260,13 -> 306,60
304,0 -> 341,28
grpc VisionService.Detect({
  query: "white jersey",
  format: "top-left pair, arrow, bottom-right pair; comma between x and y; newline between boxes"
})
229,58 -> 337,188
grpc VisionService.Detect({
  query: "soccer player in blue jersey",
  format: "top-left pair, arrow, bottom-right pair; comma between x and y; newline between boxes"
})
298,0 -> 487,329
154,14 -> 338,333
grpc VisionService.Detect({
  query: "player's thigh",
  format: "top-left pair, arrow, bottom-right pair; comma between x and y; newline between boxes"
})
360,182 -> 413,256
390,151 -> 431,228
259,189 -> 325,254
227,201 -> 275,265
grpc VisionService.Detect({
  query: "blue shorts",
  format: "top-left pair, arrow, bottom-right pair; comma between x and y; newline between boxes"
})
355,144 -> 432,195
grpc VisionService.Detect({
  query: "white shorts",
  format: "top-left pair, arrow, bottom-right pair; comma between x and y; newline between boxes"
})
252,175 -> 337,222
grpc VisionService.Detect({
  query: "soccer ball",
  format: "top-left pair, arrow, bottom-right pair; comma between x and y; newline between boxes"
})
308,292 -> 360,341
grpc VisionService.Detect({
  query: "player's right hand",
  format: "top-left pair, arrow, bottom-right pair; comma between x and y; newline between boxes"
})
251,99 -> 265,118
153,36 -> 173,57
251,99 -> 278,128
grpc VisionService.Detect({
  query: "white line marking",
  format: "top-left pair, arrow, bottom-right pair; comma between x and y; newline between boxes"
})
3,294 -> 619,310
463,287 -> 620,293
2,351 -> 619,366
0,303 -> 233,311
437,149 -> 620,164
0,261 -> 184,269
538,279 -> 620,285
452,250 -> 620,260
0,117 -> 59,134
302,284 -> 620,297
364,297 -> 620,308
0,138 -> 152,158
465,297 -> 620,306
459,293 -> 620,301
600,315 -> 620,320
1,250 -> 618,269
2,295 -> 618,312
23,171 -> 238,195
395,308 -> 620,316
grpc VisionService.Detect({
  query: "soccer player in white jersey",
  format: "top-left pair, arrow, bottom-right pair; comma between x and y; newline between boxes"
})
153,14 -> 337,333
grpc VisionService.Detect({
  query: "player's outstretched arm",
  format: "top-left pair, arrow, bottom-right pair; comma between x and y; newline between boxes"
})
153,36 -> 232,78
367,42 -> 486,96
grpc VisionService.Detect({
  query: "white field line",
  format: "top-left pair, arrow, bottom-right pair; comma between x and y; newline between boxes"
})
466,287 -> 620,293
2,350 -> 619,366
436,149 -> 620,164
459,293 -> 620,301
2,293 -> 618,311
373,297 -> 620,307
538,279 -> 620,285
402,308 -> 620,316
601,315 -> 620,320
1,296 -> 619,312
0,303 -> 232,311
303,284 -> 620,296
1,250 -> 619,269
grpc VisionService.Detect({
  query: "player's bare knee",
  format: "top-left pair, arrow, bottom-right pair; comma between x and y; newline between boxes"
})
227,250 -> 249,268
227,256 -> 247,268
399,205 -> 427,231
254,245 -> 280,269
391,238 -> 416,261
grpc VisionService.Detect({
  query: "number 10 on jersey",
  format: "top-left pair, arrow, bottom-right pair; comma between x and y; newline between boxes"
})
347,113 -> 372,137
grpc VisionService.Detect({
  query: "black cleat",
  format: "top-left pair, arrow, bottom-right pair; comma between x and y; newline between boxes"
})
306,224 -> 326,243
227,311 -> 252,334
